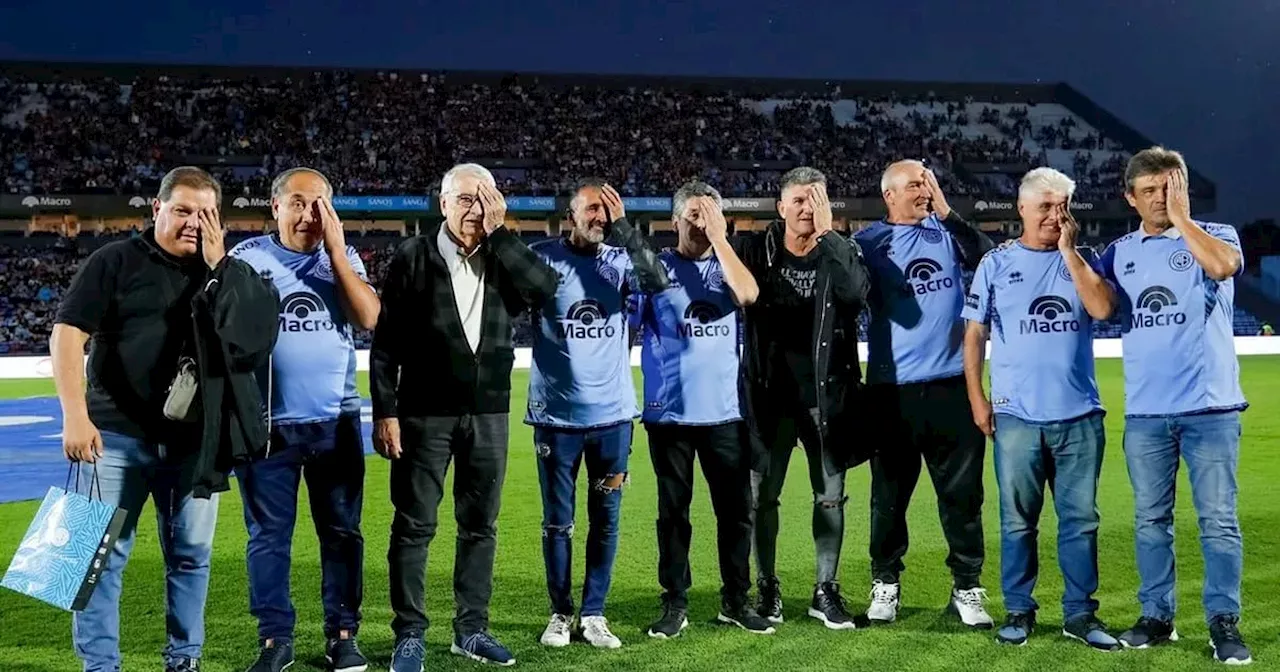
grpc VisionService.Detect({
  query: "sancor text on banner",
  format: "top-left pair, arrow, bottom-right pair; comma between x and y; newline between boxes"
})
0,193 -> 1216,221
0,338 -> 1277,379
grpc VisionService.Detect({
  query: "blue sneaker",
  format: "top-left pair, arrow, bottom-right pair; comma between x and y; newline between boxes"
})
390,634 -> 427,672
996,612 -> 1034,646
451,631 -> 516,666
1063,614 -> 1119,651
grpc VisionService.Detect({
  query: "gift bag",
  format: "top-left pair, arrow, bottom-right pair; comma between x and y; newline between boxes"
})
1,464 -> 127,611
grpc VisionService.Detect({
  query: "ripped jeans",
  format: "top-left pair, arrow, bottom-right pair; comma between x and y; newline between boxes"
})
534,421 -> 632,617
751,412 -> 847,587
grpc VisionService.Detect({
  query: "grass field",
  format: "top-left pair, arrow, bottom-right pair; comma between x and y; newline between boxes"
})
1,358 -> 1278,671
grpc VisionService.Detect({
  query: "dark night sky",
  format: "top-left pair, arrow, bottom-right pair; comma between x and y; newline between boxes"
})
1,0 -> 1275,224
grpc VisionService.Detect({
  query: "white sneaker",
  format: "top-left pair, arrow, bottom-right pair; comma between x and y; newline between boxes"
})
580,615 -> 623,649
540,613 -> 573,647
951,587 -> 994,629
866,580 -> 900,623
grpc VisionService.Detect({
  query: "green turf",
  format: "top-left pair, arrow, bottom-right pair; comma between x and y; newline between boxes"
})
2,358 -> 1279,671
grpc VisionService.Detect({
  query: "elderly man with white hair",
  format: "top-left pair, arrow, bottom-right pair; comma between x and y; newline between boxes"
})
369,163 -> 559,670
960,167 -> 1119,649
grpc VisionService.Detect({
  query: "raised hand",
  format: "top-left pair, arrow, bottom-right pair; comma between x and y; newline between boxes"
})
198,207 -> 225,270
923,167 -> 952,219
697,196 -> 728,243
600,184 -> 626,222
316,196 -> 347,257
477,182 -> 508,234
1166,168 -> 1192,225
809,183 -> 833,235
1057,201 -> 1080,254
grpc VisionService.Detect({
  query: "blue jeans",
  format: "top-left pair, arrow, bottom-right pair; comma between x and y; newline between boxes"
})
71,430 -> 219,672
234,414 -> 365,642
1124,411 -> 1244,623
993,412 -> 1104,620
534,421 -> 632,617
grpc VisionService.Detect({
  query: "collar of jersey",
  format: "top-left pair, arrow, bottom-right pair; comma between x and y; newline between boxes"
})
1139,224 -> 1183,240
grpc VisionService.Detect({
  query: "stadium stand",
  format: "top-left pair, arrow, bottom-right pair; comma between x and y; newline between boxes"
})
0,64 -> 1271,353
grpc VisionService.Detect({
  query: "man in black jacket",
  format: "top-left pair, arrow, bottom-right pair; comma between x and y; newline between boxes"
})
51,166 -> 277,672
735,166 -> 872,631
370,163 -> 558,670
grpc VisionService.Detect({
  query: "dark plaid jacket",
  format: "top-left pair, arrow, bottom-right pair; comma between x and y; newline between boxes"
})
369,223 -> 558,419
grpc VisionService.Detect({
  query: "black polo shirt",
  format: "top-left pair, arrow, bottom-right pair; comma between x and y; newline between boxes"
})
56,229 -> 209,442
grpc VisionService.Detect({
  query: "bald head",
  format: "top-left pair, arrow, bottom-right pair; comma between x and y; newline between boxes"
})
880,160 -> 931,223
880,160 -> 924,194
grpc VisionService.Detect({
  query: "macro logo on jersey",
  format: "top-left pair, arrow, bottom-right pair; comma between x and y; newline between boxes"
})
1019,295 -> 1080,334
1131,286 -> 1185,329
1169,250 -> 1194,272
901,258 -> 953,296
558,299 -> 615,339
279,291 -> 336,332
679,300 -> 730,338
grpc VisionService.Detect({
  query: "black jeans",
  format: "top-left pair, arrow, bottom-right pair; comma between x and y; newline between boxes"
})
752,409 -> 847,586
388,413 -> 508,637
869,375 -> 986,588
645,421 -> 753,609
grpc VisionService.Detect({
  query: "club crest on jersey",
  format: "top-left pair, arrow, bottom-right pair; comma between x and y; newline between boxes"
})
921,229 -> 944,245
1169,249 -> 1194,272
705,267 -> 725,292
1058,264 -> 1073,282
311,254 -> 334,282
596,260 -> 622,287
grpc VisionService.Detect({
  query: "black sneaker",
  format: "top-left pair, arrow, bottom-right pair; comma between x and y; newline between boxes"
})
996,612 -> 1035,646
807,582 -> 857,630
326,636 -> 368,672
647,601 -> 689,639
167,659 -> 201,672
1063,614 -> 1120,651
757,576 -> 784,624
246,639 -> 295,672
718,598 -> 777,634
1208,614 -> 1253,665
1118,616 -> 1179,649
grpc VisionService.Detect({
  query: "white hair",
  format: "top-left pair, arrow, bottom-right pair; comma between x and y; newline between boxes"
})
440,163 -> 496,195
1018,167 -> 1077,202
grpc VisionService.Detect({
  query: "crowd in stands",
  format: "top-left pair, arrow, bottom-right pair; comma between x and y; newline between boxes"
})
0,69 -> 1256,355
2,72 -> 1126,202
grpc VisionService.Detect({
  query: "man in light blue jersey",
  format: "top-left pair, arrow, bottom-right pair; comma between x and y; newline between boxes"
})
962,168 -> 1120,650
528,178 -> 669,650
632,181 -> 774,640
228,168 -> 382,672
1099,147 -> 1252,665
855,160 -> 996,628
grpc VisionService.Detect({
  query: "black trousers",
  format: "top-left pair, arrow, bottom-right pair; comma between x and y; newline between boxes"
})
645,421 -> 753,609
868,375 -> 986,588
388,413 -> 508,637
